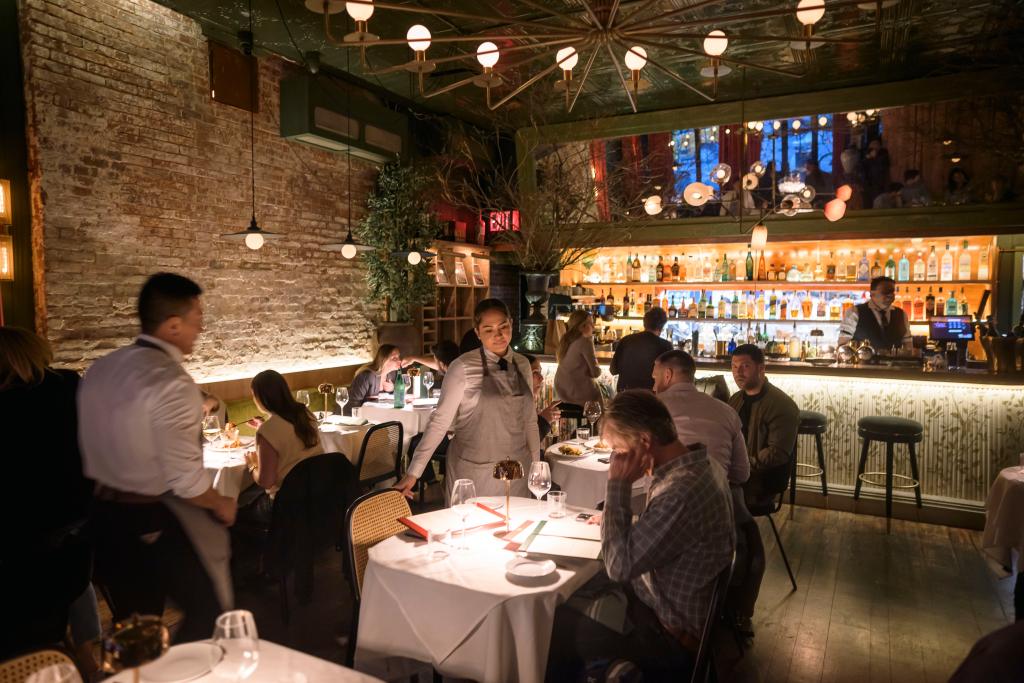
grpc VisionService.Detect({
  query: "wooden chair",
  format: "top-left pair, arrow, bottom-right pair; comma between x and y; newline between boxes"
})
343,489 -> 411,667
354,421 -> 404,490
689,556 -> 735,683
1,649 -> 82,683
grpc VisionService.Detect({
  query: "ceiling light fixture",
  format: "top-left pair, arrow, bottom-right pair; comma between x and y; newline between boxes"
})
792,0 -> 826,50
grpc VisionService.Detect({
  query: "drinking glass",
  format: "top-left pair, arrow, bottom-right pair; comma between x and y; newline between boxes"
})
450,478 -> 477,551
335,387 -> 349,415
548,490 -> 567,518
27,664 -> 82,683
527,461 -> 552,501
296,390 -> 310,409
211,610 -> 260,681
422,371 -> 435,396
576,426 -> 591,442
202,415 -> 222,444
583,400 -> 603,435
427,528 -> 450,561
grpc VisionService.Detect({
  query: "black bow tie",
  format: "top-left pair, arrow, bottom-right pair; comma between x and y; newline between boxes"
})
497,358 -> 509,372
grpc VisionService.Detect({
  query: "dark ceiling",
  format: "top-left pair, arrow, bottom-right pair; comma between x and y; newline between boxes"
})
155,0 -> 1024,127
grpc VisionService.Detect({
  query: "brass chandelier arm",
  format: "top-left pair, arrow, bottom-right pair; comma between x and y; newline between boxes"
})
487,60 -> 563,111
568,48 -> 601,113
621,28 -> 873,45
615,39 -> 714,102
333,32 -> 582,49
577,0 -> 606,30
363,36 -> 584,77
603,42 -> 638,114
617,0 -> 673,30
365,1 -> 576,34
606,0 -> 622,28
626,36 -> 807,79
515,0 -> 593,29
625,0 -> 874,31
617,0 -> 724,31
422,72 -> 485,99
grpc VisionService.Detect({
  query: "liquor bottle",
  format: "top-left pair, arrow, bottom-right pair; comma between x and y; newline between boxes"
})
598,289 -> 606,306
668,296 -> 678,319
959,287 -> 969,316
802,263 -> 813,282
826,252 -> 836,281
728,255 -> 737,282
779,264 -> 788,281
779,294 -> 788,320
631,254 -> 640,282
640,256 -> 650,283
884,252 -> 897,279
769,291 -> 778,319
801,293 -> 813,319
393,371 -> 406,408
845,255 -> 857,281
721,253 -> 730,282
621,290 -> 630,316
733,293 -> 742,319
787,263 -> 800,282
644,293 -> 652,314
940,241 -> 954,281
926,245 -> 938,281
633,290 -> 642,317
814,258 -> 824,282
698,290 -> 708,319
671,256 -> 680,282
712,256 -> 723,282
870,253 -> 883,279
898,251 -> 910,281
925,286 -> 936,318
936,287 -> 946,316
913,251 -> 925,280
767,263 -> 776,281
757,252 -> 767,280
702,255 -> 713,281
687,295 -> 698,319
958,240 -> 971,280
900,288 -> 913,320
648,257 -> 657,283
857,251 -> 870,281
656,255 -> 665,282
815,293 -> 827,319
789,323 -> 802,361
829,294 -> 841,320
746,246 -> 754,281
755,291 -> 765,319
945,288 -> 959,316
910,287 -> 923,321
978,245 -> 990,280
607,289 -> 615,309
717,295 -> 728,319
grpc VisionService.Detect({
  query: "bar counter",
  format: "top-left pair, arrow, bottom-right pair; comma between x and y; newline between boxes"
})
537,354 -> 1024,519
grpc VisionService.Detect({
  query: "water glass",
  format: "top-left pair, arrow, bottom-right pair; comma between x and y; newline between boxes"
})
202,415 -> 222,444
296,390 -> 310,409
27,664 -> 82,683
548,491 -> 567,519
351,407 -> 361,419
427,529 -> 450,561
450,478 -> 477,550
576,426 -> 591,442
211,610 -> 260,681
423,371 -> 435,396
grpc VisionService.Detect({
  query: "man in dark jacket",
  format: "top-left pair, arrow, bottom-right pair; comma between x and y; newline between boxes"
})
610,307 -> 672,392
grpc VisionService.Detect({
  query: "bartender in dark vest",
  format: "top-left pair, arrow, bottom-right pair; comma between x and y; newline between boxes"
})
838,276 -> 912,351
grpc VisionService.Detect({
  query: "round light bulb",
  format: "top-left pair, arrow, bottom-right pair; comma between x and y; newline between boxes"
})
476,41 -> 499,68
346,0 -> 373,21
751,224 -> 768,250
406,24 -> 431,52
773,120 -> 781,130
623,46 -> 647,71
643,196 -> 662,215
555,46 -> 578,70
683,182 -> 710,207
755,121 -> 764,131
835,184 -> 853,201
824,198 -> 847,222
746,121 -> 757,130
341,242 -> 357,259
865,109 -> 876,116
703,30 -> 728,57
791,119 -> 802,130
796,0 -> 826,26
407,251 -> 422,265
846,111 -> 859,123
244,231 -> 264,250
818,115 -> 828,126
750,160 -> 767,177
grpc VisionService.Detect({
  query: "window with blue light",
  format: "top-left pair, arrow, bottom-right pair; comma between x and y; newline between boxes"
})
671,129 -> 697,199
698,127 -> 719,184
816,114 -> 833,172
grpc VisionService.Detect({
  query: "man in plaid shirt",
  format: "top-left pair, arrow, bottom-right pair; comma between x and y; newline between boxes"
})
547,390 -> 735,681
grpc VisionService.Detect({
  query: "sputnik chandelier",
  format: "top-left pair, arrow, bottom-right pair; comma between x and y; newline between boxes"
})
306,0 -> 879,113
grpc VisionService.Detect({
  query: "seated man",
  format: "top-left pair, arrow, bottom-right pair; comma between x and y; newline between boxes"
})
521,353 -> 562,440
727,343 -> 799,635
547,390 -> 735,681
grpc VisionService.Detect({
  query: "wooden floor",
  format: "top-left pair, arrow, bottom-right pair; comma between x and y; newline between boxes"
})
728,506 -> 1015,683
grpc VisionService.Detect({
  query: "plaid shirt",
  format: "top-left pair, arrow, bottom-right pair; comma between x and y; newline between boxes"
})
602,444 -> 735,639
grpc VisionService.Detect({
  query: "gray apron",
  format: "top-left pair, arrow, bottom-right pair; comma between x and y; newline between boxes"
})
444,348 -> 534,502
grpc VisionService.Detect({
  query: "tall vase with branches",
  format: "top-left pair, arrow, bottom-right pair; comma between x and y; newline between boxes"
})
357,160 -> 442,322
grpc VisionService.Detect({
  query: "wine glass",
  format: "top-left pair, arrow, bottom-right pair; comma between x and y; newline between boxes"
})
527,461 -> 552,501
211,610 -> 260,681
335,387 -> 349,415
27,663 -> 82,683
296,390 -> 310,410
422,371 -> 435,397
202,415 -> 222,445
450,478 -> 477,551
583,400 -> 603,438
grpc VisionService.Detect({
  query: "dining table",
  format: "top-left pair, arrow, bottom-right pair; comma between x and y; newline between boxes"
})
354,497 -> 603,683
983,465 -> 1024,571
544,439 -> 648,510
357,398 -> 436,439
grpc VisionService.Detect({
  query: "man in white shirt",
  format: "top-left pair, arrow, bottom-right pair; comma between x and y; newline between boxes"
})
652,350 -> 749,488
80,273 -> 236,641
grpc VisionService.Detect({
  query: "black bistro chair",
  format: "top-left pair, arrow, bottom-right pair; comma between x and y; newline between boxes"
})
746,455 -> 798,592
354,421 -> 404,491
690,556 -> 735,683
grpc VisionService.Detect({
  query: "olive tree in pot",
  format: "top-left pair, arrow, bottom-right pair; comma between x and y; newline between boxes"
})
357,160 -> 442,352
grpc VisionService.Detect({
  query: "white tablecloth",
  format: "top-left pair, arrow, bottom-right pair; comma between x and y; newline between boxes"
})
355,497 -> 601,683
983,466 -> 1024,571
358,402 -> 434,439
108,638 -> 381,683
545,441 -> 647,510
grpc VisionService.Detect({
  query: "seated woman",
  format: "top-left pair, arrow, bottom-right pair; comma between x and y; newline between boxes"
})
346,344 -> 402,415
239,370 -> 324,521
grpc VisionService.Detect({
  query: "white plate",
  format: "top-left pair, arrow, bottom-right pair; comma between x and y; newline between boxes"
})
506,557 -> 557,578
207,444 -> 246,453
545,443 -> 590,459
139,642 -> 221,682
585,438 -> 613,453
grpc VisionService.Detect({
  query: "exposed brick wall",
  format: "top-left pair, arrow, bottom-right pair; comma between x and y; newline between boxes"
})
19,0 -> 382,380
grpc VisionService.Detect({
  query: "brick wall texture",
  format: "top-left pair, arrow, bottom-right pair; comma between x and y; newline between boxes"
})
19,0 -> 382,379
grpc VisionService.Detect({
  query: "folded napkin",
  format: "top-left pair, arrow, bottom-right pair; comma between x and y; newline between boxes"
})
412,398 -> 439,407
322,415 -> 367,426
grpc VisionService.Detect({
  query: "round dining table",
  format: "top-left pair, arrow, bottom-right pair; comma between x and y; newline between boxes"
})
544,440 -> 648,510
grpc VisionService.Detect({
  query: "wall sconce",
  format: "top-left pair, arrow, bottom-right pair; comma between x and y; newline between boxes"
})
0,179 -> 11,226
0,233 -> 13,281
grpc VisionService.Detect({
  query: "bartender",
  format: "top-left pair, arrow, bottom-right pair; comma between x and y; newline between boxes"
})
396,298 -> 540,501
838,276 -> 912,351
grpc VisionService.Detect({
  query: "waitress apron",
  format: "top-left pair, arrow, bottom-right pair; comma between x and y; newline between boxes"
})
444,348 -> 535,502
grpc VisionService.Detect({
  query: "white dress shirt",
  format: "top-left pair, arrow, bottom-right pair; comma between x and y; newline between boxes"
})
79,334 -> 211,498
407,347 -> 540,479
656,381 -> 750,485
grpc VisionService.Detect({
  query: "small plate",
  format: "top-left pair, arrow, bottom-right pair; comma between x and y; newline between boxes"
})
506,557 -> 557,578
546,443 -> 590,459
139,642 -> 222,682
586,438 -> 613,453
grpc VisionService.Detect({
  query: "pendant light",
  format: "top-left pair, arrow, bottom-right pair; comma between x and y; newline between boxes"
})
325,32 -> 372,258
222,0 -> 281,250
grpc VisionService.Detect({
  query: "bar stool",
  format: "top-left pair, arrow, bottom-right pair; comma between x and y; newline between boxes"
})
790,410 -> 829,514
854,416 -> 923,533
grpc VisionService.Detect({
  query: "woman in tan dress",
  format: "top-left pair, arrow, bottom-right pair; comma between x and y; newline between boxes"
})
554,310 -> 602,417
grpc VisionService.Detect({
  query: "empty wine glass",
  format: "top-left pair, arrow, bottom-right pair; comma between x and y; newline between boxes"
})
335,387 -> 349,415
296,390 -> 310,410
202,415 -> 221,444
527,461 -> 552,501
27,663 -> 81,683
211,610 -> 260,681
583,400 -> 603,437
422,371 -> 435,397
450,478 -> 477,551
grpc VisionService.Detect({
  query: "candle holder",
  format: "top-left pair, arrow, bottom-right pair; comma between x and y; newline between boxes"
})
317,382 -> 335,419
492,459 -> 524,536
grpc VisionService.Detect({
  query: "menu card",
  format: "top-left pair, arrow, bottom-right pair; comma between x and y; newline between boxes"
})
515,519 -> 602,559
399,503 -> 505,540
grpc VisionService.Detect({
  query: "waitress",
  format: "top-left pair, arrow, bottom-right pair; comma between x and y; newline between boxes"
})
837,276 -> 912,351
396,299 -> 540,501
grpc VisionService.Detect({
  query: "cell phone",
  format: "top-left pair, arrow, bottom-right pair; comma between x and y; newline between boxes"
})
597,457 -> 611,464
575,512 -> 593,522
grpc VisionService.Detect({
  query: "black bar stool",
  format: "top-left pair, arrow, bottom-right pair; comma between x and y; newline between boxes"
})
854,416 -> 924,533
790,410 -> 828,514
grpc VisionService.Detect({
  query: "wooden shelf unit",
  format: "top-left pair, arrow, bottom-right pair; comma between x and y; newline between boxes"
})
419,242 -> 491,355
